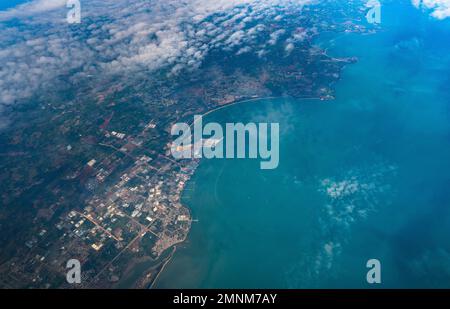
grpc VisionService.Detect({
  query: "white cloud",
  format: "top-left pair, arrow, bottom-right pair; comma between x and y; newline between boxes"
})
0,0 -> 447,113
268,29 -> 286,45
285,42 -> 295,55
412,0 -> 450,19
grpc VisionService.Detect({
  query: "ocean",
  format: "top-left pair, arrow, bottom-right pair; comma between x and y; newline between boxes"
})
0,0 -> 30,11
154,1 -> 450,288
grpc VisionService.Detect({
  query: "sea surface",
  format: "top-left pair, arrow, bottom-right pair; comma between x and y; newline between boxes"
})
0,0 -> 30,11
154,1 -> 450,288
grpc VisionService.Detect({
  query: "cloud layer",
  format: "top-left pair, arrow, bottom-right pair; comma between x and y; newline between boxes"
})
412,0 -> 450,19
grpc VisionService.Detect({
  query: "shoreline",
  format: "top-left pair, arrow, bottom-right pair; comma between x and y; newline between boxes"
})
189,95 -> 326,127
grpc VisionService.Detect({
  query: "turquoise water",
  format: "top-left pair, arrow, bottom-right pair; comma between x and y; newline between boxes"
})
155,2 -> 450,288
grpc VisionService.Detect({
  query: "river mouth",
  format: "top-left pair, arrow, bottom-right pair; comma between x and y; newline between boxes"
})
154,2 -> 450,288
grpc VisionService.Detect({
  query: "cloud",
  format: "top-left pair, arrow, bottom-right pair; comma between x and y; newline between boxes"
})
0,0 -> 67,21
412,0 -> 450,19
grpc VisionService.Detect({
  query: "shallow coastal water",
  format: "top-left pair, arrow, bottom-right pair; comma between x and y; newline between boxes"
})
155,2 -> 450,288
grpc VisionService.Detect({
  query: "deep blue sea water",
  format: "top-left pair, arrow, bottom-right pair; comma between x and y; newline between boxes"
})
155,1 -> 450,288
